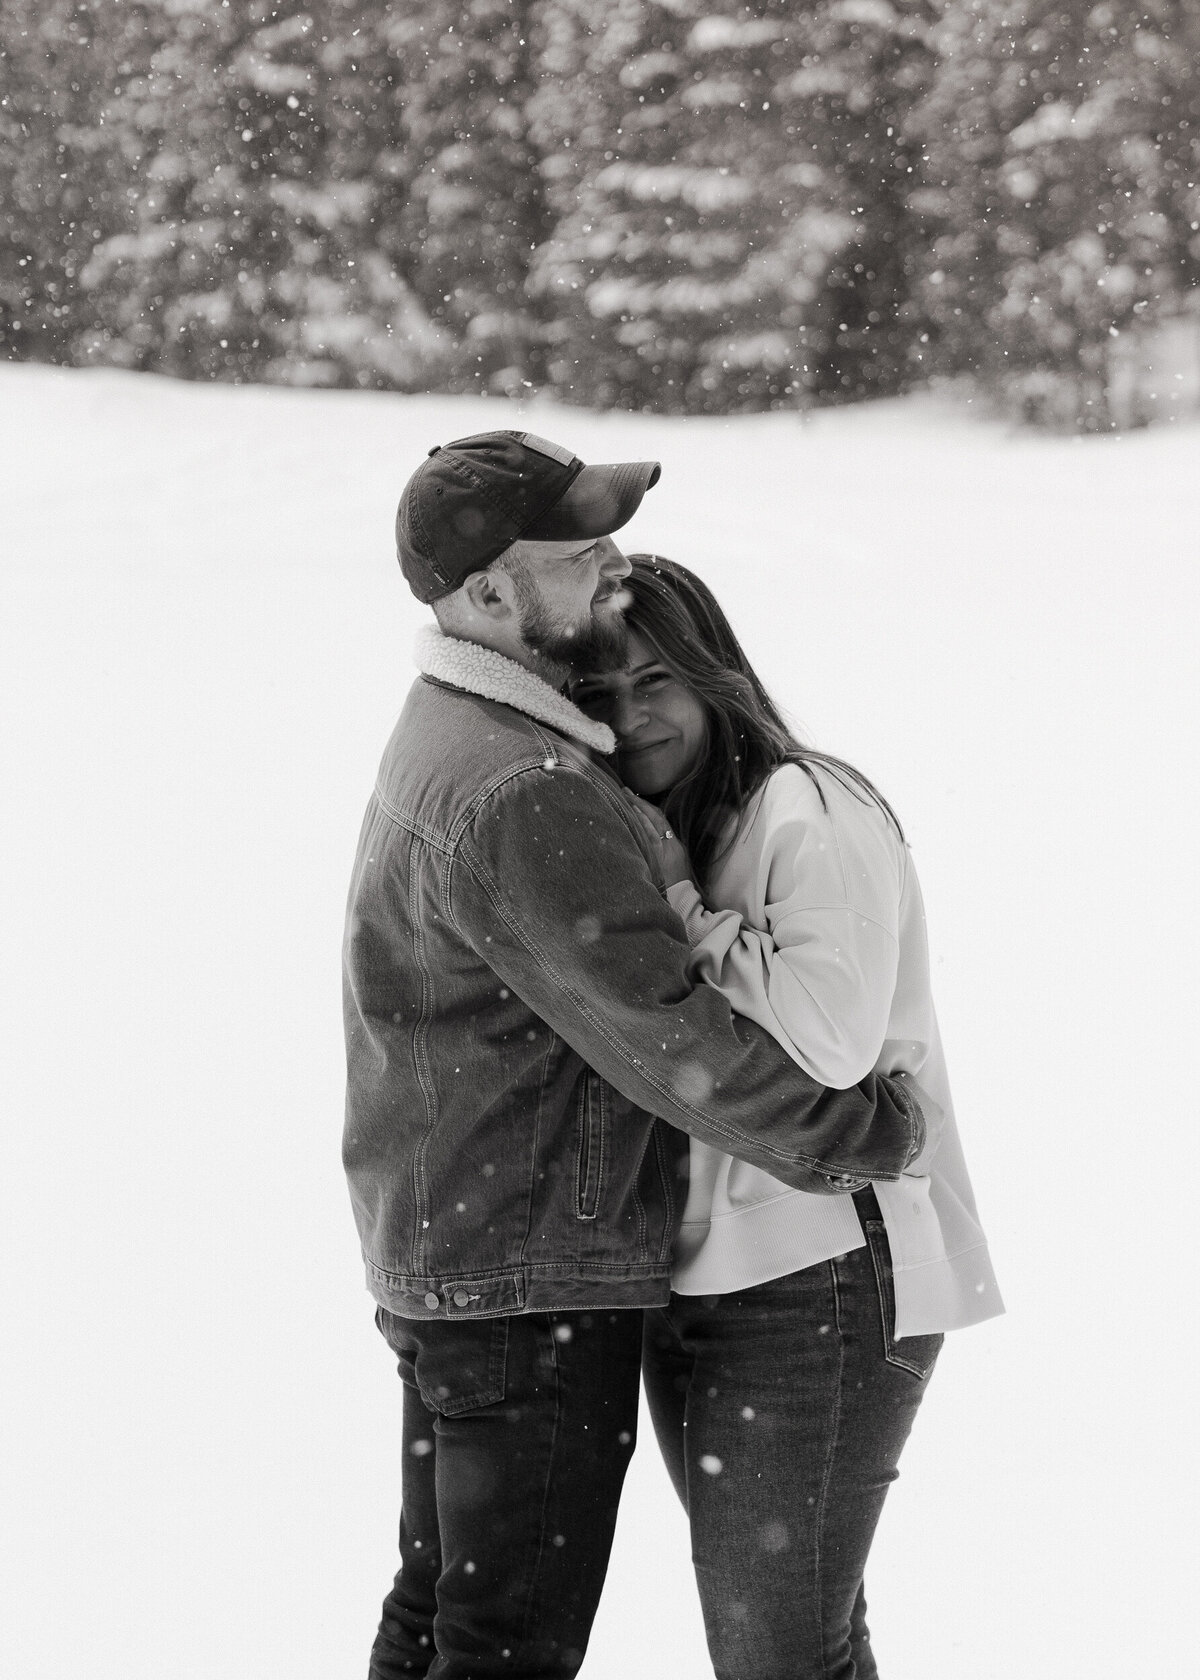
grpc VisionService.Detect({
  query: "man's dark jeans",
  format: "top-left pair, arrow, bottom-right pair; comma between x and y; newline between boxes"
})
643,1192 -> 942,1680
369,1305 -> 642,1679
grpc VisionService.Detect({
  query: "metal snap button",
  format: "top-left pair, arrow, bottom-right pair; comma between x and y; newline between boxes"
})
453,1290 -> 470,1308
423,1292 -> 440,1310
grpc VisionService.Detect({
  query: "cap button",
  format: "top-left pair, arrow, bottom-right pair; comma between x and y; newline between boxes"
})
423,1292 -> 440,1310
452,1290 -> 470,1308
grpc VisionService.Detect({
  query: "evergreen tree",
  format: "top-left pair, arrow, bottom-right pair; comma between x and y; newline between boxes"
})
78,0 -> 439,387
0,0 -> 144,364
4,0 -> 1194,423
384,0 -> 553,394
530,0 -> 936,414
777,0 -> 938,403
915,0 -> 1200,426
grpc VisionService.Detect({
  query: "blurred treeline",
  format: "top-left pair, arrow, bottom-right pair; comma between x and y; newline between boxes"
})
2,0 -> 1197,427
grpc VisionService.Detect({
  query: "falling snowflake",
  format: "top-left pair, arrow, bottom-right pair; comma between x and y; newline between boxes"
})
759,1520 -> 790,1554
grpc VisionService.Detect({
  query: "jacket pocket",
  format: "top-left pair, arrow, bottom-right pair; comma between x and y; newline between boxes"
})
575,1072 -> 605,1221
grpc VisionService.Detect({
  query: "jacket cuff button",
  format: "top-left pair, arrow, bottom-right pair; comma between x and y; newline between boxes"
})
423,1292 -> 440,1310
453,1290 -> 470,1308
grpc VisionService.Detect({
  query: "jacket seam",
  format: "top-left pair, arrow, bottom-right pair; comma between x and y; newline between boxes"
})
649,1125 -> 673,1262
375,743 -> 568,857
407,842 -> 439,1273
524,1032 -> 557,1255
371,794 -> 453,854
441,753 -> 651,940
366,1258 -> 672,1285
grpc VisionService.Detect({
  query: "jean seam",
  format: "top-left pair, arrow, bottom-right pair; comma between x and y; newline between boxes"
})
518,1318 -> 563,1647
490,1316 -> 509,1398
813,1260 -> 846,1679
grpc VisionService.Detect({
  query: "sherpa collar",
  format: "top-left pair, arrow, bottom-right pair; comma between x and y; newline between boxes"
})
414,626 -> 617,755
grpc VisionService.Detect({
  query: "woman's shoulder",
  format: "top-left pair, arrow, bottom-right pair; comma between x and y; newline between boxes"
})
749,759 -> 904,852
757,757 -> 882,813
728,762 -> 831,856
739,760 -> 909,907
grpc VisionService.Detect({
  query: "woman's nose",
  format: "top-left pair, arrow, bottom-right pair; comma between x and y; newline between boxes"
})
613,692 -> 649,739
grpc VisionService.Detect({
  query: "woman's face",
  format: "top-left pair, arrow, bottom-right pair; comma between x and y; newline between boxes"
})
572,630 -> 708,798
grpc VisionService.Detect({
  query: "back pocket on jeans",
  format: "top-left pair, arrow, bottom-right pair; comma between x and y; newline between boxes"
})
863,1221 -> 943,1381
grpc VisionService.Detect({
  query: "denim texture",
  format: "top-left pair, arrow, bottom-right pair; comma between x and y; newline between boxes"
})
643,1198 -> 941,1680
369,1305 -> 643,1679
342,673 -> 925,1321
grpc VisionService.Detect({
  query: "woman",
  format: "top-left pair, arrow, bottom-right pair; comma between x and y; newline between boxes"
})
571,556 -> 1002,1680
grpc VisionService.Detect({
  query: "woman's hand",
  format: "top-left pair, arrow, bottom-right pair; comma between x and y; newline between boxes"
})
621,790 -> 694,888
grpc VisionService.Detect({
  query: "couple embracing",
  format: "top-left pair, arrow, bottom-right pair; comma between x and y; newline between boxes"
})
342,430 -> 1003,1680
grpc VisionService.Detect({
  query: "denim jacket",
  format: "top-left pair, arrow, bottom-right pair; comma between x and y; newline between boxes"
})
342,629 -> 926,1319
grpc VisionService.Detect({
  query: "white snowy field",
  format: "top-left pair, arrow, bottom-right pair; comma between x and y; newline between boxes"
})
1,361 -> 1197,1680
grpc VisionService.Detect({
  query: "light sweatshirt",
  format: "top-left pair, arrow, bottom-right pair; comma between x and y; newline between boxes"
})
665,760 -> 1003,1338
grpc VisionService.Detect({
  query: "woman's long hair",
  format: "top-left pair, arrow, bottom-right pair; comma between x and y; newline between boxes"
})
620,554 -> 903,886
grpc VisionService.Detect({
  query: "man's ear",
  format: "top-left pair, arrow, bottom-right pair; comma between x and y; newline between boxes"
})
461,568 -> 516,622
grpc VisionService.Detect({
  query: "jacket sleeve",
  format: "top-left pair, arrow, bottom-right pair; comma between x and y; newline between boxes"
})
665,769 -> 905,1089
446,759 -> 924,1191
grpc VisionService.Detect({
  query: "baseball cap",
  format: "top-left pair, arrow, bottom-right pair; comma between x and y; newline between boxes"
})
396,430 -> 662,603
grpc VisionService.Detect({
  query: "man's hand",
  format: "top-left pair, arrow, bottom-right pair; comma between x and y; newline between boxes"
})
620,789 -> 694,888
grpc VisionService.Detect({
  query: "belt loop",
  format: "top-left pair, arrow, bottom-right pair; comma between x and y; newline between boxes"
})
852,1183 -> 882,1221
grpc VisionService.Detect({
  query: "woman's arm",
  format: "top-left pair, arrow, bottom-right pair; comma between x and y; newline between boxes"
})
667,767 -> 908,1090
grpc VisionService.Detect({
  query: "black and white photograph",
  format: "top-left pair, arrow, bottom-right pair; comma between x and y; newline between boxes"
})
2,4 -> 1196,1677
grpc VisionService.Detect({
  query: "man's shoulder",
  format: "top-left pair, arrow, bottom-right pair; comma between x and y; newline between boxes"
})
406,671 -> 551,752
378,675 -> 622,840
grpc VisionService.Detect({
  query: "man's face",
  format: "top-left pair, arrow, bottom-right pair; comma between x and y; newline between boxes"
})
507,536 -> 632,674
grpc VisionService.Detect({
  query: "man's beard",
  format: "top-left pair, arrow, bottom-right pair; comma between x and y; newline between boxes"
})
512,574 -> 630,675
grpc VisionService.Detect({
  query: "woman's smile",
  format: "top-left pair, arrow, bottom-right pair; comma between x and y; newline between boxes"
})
574,630 -> 708,798
620,735 -> 673,754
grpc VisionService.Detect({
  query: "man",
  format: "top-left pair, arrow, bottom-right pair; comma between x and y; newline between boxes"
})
343,430 -> 929,1679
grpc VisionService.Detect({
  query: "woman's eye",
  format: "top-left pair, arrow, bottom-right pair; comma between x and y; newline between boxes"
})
574,690 -> 612,718
638,672 -> 670,692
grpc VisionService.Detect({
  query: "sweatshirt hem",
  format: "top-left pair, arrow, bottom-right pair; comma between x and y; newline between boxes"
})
671,1189 -> 866,1296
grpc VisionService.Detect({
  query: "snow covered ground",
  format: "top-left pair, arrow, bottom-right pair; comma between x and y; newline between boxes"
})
2,362 -> 1196,1679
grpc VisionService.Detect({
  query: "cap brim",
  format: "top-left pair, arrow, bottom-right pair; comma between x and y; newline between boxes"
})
520,460 -> 661,542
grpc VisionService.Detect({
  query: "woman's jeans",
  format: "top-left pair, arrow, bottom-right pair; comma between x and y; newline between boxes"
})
643,1193 -> 942,1680
369,1305 -> 642,1679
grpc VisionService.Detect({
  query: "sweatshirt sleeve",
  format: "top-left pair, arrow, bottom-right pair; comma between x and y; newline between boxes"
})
665,768 -> 905,1090
447,758 -> 924,1187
